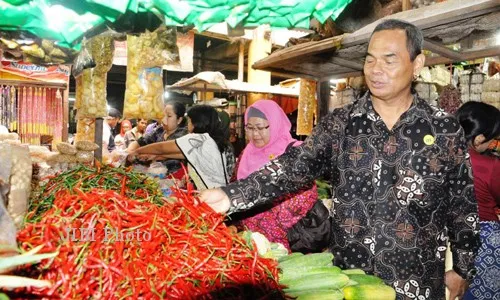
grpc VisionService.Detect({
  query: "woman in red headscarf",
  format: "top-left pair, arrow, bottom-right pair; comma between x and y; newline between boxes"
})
114,119 -> 132,151
230,100 -> 318,251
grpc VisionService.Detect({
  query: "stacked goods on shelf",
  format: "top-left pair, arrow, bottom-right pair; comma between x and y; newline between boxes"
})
123,27 -> 180,120
414,82 -> 439,106
459,71 -> 484,103
4,166 -> 283,299
329,81 -> 355,111
74,118 -> 95,143
74,36 -> 114,119
481,79 -> 500,109
278,252 -> 396,300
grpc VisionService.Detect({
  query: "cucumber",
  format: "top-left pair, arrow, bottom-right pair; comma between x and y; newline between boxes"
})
284,273 -> 350,292
287,289 -> 343,300
279,252 -> 334,270
343,284 -> 396,300
347,274 -> 384,285
278,252 -> 303,263
341,268 -> 366,275
280,266 -> 341,284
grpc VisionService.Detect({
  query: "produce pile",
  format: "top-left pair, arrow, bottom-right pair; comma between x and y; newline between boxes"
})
26,164 -> 165,223
8,175 -> 282,299
278,253 -> 396,300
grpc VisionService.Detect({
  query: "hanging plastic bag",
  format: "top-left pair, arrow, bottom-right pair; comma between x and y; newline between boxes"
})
128,26 -> 180,69
74,118 -> 95,142
72,40 -> 95,78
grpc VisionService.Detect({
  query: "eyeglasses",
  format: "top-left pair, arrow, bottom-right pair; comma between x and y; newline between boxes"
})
244,125 -> 269,134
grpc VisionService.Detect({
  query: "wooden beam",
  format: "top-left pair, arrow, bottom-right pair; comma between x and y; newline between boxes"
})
253,35 -> 345,70
318,81 -> 330,120
204,40 -> 248,61
199,59 -> 297,79
402,0 -> 411,11
330,57 -> 364,70
423,39 -> 462,60
194,30 -> 232,41
425,45 -> 500,66
342,0 -> 499,48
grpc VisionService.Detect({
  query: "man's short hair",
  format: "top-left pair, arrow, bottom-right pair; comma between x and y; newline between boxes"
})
108,108 -> 121,119
372,19 -> 423,61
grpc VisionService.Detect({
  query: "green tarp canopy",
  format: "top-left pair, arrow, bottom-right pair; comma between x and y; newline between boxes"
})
0,0 -> 352,49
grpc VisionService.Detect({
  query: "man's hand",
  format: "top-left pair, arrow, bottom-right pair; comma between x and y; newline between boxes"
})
445,270 -> 468,300
199,188 -> 231,214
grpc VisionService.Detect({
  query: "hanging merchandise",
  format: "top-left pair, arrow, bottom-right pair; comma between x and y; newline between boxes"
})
74,35 -> 114,119
0,85 -> 17,130
297,79 -> 316,135
123,27 -> 180,120
74,118 -> 96,143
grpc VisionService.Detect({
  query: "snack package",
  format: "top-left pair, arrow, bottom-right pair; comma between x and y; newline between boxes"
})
74,35 -> 114,119
75,141 -> 99,151
56,142 -> 77,155
74,118 -> 95,142
76,151 -> 94,163
123,27 -> 180,120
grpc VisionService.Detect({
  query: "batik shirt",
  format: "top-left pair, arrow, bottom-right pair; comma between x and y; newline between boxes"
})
221,91 -> 479,300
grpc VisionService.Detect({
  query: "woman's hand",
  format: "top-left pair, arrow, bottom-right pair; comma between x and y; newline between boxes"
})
199,188 -> 231,214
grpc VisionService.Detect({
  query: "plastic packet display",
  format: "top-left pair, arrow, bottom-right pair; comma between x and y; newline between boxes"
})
75,69 -> 108,119
74,118 -> 95,142
124,66 -> 164,120
128,26 -> 180,69
76,151 -> 94,163
56,142 -> 77,155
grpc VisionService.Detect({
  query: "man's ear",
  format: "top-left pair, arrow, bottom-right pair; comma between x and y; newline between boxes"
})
473,134 -> 486,146
413,53 -> 426,77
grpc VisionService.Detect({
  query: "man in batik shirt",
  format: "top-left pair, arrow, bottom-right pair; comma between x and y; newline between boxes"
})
201,19 -> 479,300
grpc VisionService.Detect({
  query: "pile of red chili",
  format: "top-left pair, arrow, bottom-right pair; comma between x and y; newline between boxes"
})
12,185 -> 283,299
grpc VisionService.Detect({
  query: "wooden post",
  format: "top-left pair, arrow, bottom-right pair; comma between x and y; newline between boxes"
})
238,40 -> 244,82
62,86 -> 69,142
317,80 -> 330,121
247,25 -> 272,106
402,0 -> 411,11
94,118 -> 103,162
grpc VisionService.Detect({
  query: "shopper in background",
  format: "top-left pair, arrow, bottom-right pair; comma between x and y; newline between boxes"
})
229,100 -> 317,251
124,118 -> 147,148
127,101 -> 187,177
456,101 -> 500,300
103,108 -> 121,152
128,105 -> 234,190
200,19 -> 479,300
114,119 -> 132,150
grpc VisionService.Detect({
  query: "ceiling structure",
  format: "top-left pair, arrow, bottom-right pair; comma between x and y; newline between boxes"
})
251,0 -> 500,81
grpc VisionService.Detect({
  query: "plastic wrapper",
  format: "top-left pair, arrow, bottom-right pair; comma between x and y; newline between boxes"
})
0,133 -> 19,141
128,26 -> 180,69
74,35 -> 114,119
75,141 -> 99,151
481,92 -> 500,108
124,66 -> 164,120
56,142 -> 77,155
482,79 -> 500,92
297,79 -> 316,135
76,151 -> 94,163
72,41 -> 95,78
54,154 -> 78,164
74,118 -> 95,143
75,69 -> 108,119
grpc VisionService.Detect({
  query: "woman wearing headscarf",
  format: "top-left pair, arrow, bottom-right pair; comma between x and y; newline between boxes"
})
456,101 -> 500,300
231,100 -> 318,251
114,119 -> 132,150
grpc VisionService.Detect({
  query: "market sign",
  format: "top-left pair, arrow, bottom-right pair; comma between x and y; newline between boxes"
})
0,61 -> 70,83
